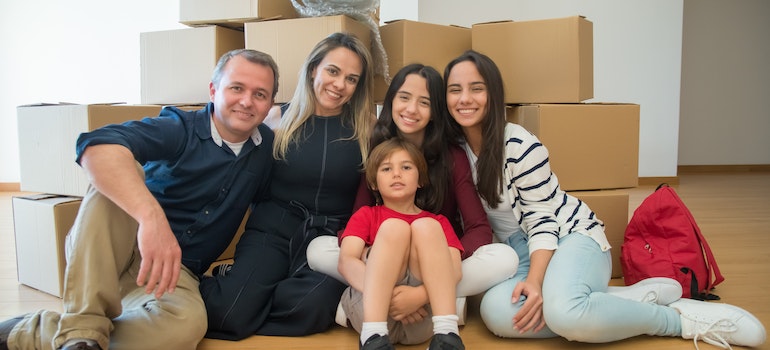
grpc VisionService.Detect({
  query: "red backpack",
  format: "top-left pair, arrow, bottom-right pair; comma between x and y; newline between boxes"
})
621,184 -> 724,300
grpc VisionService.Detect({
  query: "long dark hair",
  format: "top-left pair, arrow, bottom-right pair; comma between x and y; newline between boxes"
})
444,50 -> 506,208
371,63 -> 451,213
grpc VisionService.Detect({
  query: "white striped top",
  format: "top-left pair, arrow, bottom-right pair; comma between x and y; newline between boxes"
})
461,123 -> 611,256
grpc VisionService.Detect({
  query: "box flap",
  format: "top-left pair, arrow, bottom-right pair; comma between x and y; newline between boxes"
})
14,194 -> 82,205
472,19 -> 513,27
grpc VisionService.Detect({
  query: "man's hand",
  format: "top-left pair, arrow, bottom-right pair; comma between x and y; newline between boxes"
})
135,213 -> 182,299
80,145 -> 183,299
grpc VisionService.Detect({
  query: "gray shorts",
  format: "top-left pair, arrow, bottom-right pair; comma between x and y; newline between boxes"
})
339,273 -> 433,345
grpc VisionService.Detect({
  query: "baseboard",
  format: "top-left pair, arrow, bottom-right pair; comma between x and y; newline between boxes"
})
637,176 -> 679,186
637,164 -> 770,186
0,183 -> 20,192
678,164 -> 770,173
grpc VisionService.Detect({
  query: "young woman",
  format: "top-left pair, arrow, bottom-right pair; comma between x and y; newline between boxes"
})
199,32 -> 376,340
339,138 -> 465,350
306,63 -> 518,326
442,49 -> 766,348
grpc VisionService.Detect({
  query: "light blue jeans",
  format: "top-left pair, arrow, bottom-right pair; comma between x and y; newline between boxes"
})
480,232 -> 682,342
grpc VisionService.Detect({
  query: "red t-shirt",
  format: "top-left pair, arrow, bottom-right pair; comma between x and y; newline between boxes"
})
340,205 -> 464,254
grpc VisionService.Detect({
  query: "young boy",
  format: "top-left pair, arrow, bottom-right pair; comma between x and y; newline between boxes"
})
338,138 -> 465,350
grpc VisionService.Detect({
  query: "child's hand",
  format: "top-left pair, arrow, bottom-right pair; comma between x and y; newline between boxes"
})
397,308 -> 429,325
389,285 -> 428,323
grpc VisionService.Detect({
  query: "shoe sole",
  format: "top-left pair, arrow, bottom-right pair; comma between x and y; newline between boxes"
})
335,302 -> 348,327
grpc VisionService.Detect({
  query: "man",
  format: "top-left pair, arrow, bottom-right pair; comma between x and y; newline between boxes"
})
0,49 -> 278,350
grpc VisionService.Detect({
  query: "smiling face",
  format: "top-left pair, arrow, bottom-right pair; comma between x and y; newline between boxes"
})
311,47 -> 363,116
445,60 -> 488,133
374,148 -> 421,204
209,55 -> 275,142
392,74 -> 432,146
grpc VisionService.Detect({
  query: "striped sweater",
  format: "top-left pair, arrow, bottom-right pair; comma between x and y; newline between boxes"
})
463,123 -> 610,256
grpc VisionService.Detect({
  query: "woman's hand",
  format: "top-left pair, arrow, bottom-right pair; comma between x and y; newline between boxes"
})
511,279 -> 546,333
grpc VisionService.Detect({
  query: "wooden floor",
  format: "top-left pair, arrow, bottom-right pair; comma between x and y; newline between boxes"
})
1,171 -> 768,349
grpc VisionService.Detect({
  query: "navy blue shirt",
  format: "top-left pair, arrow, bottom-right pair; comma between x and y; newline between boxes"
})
75,103 -> 273,275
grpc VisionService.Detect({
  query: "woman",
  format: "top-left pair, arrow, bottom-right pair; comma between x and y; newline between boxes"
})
442,49 -> 766,348
307,63 -> 517,330
199,32 -> 376,340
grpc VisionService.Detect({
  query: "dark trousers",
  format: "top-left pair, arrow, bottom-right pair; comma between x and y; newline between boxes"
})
199,202 -> 346,340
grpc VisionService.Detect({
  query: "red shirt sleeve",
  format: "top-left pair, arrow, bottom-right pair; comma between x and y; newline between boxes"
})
340,206 -> 374,246
449,145 -> 493,259
435,213 -> 464,255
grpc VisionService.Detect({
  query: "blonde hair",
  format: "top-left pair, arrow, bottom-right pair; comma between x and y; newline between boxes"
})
273,32 -> 375,162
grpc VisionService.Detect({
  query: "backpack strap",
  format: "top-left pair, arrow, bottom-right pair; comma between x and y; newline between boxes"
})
663,185 -> 725,298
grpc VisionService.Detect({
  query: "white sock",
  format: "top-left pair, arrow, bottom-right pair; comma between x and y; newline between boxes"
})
432,314 -> 459,335
62,338 -> 98,348
360,321 -> 388,344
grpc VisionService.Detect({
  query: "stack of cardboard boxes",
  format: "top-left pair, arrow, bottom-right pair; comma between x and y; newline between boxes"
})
13,3 -> 639,298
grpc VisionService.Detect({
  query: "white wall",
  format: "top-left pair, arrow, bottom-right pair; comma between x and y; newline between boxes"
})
0,0 -> 185,182
418,0 -> 684,177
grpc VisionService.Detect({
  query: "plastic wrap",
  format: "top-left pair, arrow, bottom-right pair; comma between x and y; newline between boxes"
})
291,0 -> 390,83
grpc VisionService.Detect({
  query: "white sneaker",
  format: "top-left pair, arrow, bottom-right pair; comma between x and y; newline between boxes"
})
456,297 -> 467,326
335,301 -> 348,327
670,298 -> 767,349
607,277 -> 683,305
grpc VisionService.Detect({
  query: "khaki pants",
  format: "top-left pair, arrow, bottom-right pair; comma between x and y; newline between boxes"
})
9,183 -> 207,350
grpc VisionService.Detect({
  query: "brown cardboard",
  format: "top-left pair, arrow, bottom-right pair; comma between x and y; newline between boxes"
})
179,0 -> 298,29
472,16 -> 593,103
569,190 -> 629,278
374,20 -> 471,103
216,208 -> 250,261
17,104 -> 164,197
12,194 -> 82,297
141,26 -> 244,105
245,15 -> 371,103
507,103 -> 639,191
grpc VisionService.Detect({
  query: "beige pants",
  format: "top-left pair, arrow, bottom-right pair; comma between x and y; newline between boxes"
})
9,183 -> 207,350
339,274 -> 433,345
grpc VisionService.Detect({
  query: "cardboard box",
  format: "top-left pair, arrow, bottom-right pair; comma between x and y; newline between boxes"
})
179,0 -> 298,29
507,103 -> 639,191
472,16 -> 593,104
17,103 -> 163,196
373,20 -> 471,103
141,26 -> 244,105
245,15 -> 371,103
569,190 -> 629,278
12,194 -> 82,297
